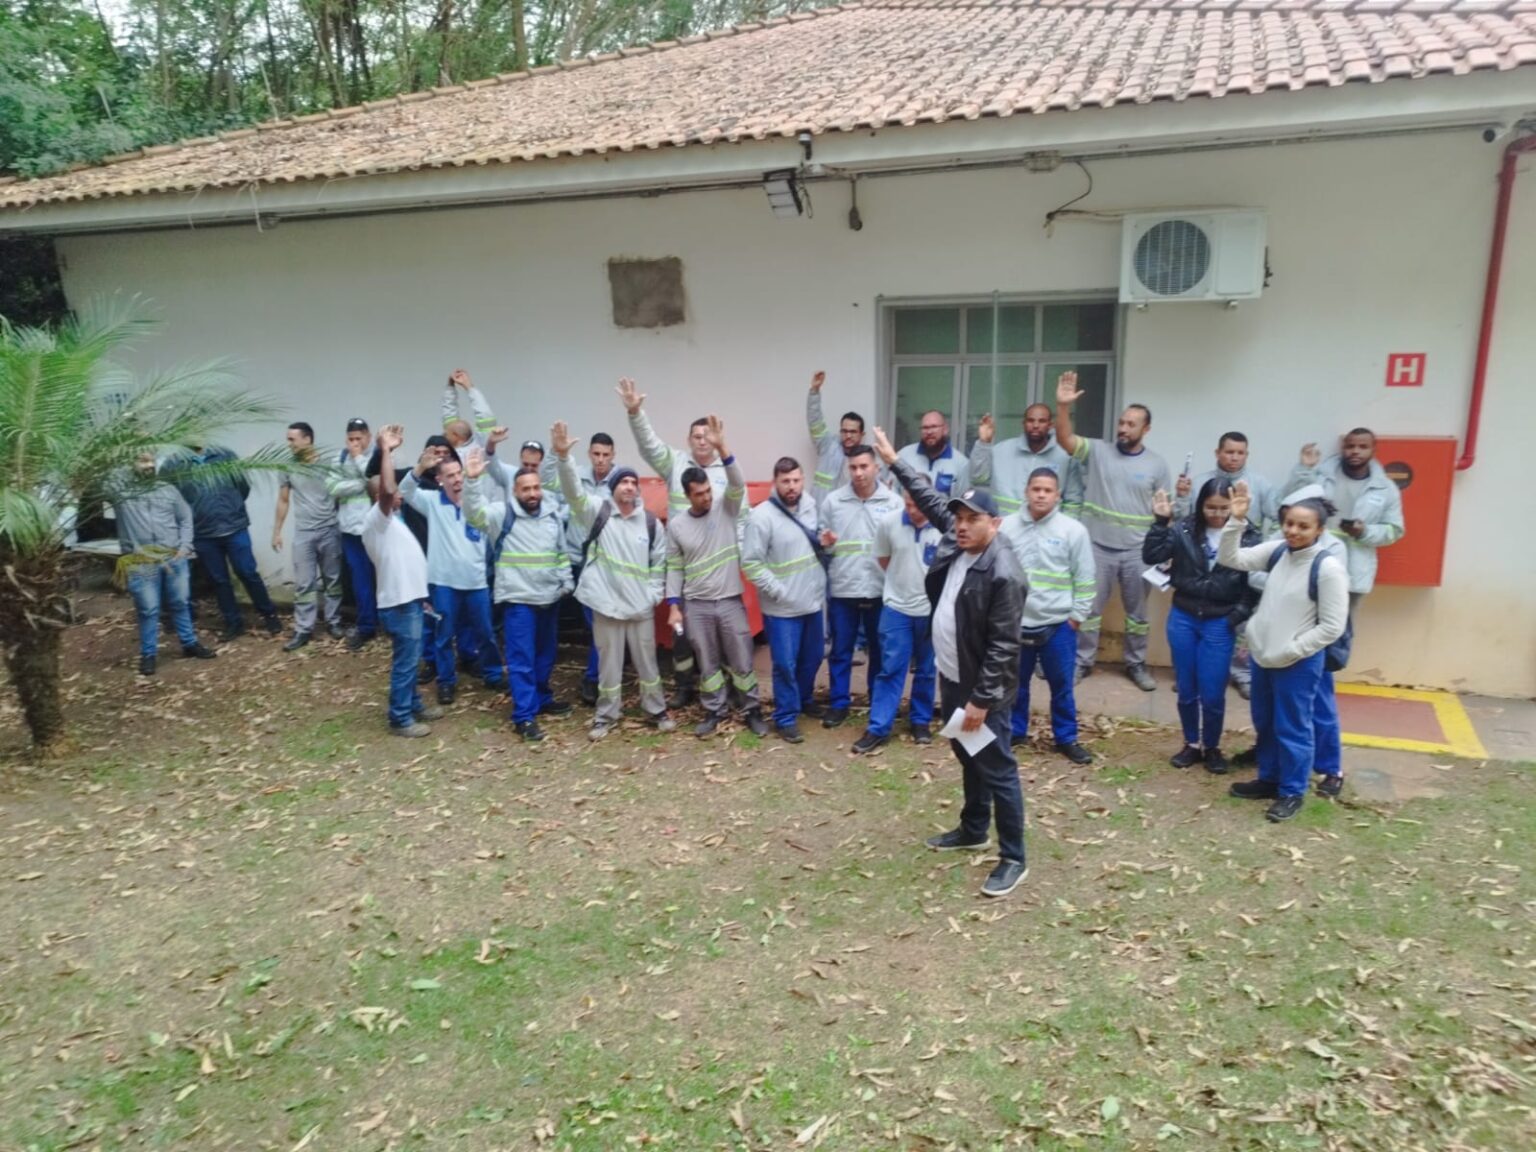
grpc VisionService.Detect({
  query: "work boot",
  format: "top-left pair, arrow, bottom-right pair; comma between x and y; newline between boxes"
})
346,629 -> 373,651
694,713 -> 724,738
579,678 -> 598,706
744,710 -> 770,737
1229,778 -> 1279,800
417,660 -> 436,685
138,655 -> 156,677
221,621 -> 249,642
515,720 -> 546,743
799,700 -> 826,720
327,622 -> 345,640
910,724 -> 932,746
1126,664 -> 1157,692
666,684 -> 696,711
1056,742 -> 1093,765
391,722 -> 432,739
1169,744 -> 1203,769
1265,795 -> 1305,823
650,712 -> 678,734
415,705 -> 445,722
283,632 -> 311,652
1315,773 -> 1344,799
437,683 -> 456,706
182,642 -> 217,660
777,723 -> 805,745
851,731 -> 888,755
1231,746 -> 1257,768
540,699 -> 574,717
821,707 -> 849,730
1203,748 -> 1230,775
261,614 -> 283,636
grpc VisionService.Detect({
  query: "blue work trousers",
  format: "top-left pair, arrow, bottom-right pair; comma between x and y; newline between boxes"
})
341,532 -> 378,637
1313,669 -> 1343,778
193,529 -> 277,628
504,602 -> 560,724
827,596 -> 883,711
581,603 -> 599,682
127,557 -> 198,658
1167,607 -> 1235,750
867,606 -> 935,737
764,612 -> 824,729
379,602 -> 426,727
1012,621 -> 1079,744
1250,651 -> 1326,799
429,584 -> 503,689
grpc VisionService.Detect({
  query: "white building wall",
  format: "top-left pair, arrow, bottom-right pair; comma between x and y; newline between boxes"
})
57,131 -> 1536,697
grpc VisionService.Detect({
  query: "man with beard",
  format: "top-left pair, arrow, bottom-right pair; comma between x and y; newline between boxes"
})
463,449 -> 574,742
969,404 -> 1073,516
1055,373 -> 1171,691
897,409 -> 970,497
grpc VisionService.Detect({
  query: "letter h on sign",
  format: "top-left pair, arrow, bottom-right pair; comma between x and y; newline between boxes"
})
1386,353 -> 1426,388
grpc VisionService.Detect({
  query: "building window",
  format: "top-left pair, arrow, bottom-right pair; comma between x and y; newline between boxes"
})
883,297 -> 1119,451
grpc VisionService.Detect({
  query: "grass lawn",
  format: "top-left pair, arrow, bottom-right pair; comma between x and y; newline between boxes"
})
1,596 -> 1533,1151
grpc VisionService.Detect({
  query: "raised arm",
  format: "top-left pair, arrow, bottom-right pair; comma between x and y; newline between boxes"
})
969,414 -> 994,485
703,415 -> 744,518
461,448 -> 509,534
552,422 -> 594,529
1054,371 -> 1084,458
617,376 -> 674,479
376,424 -> 405,516
806,371 -> 834,450
1216,481 -> 1283,572
1141,489 -> 1176,564
1285,441 -> 1324,495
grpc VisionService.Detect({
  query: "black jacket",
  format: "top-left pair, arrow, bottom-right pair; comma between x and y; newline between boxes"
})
174,448 -> 251,540
891,460 -> 1024,713
1142,515 -> 1260,622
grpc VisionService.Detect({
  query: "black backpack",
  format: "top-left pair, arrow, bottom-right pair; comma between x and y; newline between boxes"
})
1265,548 -> 1352,672
581,503 -> 658,569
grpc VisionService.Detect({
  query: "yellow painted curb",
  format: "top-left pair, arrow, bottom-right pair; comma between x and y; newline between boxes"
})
1335,683 -> 1489,760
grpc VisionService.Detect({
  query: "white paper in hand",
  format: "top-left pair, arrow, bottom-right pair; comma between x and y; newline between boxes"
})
1141,565 -> 1171,591
938,707 -> 997,756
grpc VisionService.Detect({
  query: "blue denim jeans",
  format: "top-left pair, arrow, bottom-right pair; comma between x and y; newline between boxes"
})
380,602 -> 426,727
764,612 -> 824,729
827,596 -> 883,711
1166,607 -> 1235,749
341,532 -> 378,637
127,557 -> 198,657
1251,651 -> 1325,798
504,601 -> 560,724
942,677 -> 1025,866
1012,621 -> 1079,744
868,606 -> 935,737
192,529 -> 277,628
429,584 -> 503,688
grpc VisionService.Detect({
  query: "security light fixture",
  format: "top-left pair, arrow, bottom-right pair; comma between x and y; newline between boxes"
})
763,170 -> 804,218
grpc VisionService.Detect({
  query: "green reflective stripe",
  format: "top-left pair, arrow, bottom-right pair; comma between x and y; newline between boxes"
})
1073,581 -> 1096,592
498,558 -> 566,569
753,553 -> 820,575
809,419 -> 828,438
730,671 -> 759,692
294,590 -> 316,604
1026,568 -> 1072,584
475,417 -> 496,431
598,684 -> 622,699
637,676 -> 662,689
1123,618 -> 1151,635
994,494 -> 1022,512
341,495 -> 370,504
1082,501 -> 1153,526
700,670 -> 726,692
1072,439 -> 1091,463
830,540 -> 872,555
667,493 -> 689,509
683,545 -> 739,580
592,548 -> 655,580
813,471 -> 835,485
1083,615 -> 1102,629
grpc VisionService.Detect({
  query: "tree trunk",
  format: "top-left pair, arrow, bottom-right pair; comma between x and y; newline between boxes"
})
5,626 -> 67,756
510,0 -> 528,72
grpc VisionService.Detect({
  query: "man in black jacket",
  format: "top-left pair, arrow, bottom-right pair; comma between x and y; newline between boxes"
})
878,429 -> 1028,899
176,446 -> 282,640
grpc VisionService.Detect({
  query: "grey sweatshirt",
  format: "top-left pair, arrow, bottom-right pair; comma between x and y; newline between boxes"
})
970,434 -> 1073,516
1070,437 -> 1172,551
821,482 -> 903,599
463,477 -> 573,607
558,453 -> 665,621
666,457 -> 746,601
1284,456 -> 1405,595
114,480 -> 194,556
741,496 -> 826,618
1218,521 -> 1348,669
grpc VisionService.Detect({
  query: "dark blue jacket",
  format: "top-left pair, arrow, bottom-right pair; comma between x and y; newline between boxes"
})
175,448 -> 252,540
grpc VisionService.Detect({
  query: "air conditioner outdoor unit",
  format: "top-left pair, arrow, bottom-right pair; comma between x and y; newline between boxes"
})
1119,210 -> 1266,303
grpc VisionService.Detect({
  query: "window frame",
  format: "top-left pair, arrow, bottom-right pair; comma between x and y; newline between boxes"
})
878,292 -> 1123,447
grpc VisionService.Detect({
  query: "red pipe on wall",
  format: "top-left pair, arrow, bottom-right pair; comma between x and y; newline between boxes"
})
1459,133 -> 1536,471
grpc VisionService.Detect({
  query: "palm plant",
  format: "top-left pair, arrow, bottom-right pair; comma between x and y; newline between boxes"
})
0,297 -> 287,754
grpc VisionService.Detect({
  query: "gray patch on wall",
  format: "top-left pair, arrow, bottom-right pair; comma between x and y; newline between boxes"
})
608,257 -> 686,328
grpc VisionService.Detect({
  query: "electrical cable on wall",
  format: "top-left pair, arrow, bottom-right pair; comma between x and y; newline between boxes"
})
1043,160 -> 1093,234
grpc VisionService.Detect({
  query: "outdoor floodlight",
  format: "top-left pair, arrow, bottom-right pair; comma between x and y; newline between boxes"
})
763,170 -> 804,218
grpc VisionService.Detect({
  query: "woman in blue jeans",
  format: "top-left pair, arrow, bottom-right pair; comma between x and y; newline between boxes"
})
1216,482 -> 1349,823
1143,476 -> 1258,774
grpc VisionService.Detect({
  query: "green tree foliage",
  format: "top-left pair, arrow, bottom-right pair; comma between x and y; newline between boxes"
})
0,0 -> 823,177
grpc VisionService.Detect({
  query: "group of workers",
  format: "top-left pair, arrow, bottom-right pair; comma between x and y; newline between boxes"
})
111,367 -> 1403,897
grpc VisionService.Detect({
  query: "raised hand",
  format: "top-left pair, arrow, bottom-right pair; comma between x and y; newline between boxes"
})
819,529 -> 838,550
704,414 -> 727,456
378,424 -> 404,452
416,447 -> 441,475
1300,442 -> 1321,468
1151,488 -> 1173,519
1174,473 -> 1191,499
1230,479 -> 1252,522
449,368 -> 471,390
486,426 -> 509,446
978,413 -> 994,445
810,371 -> 826,393
870,426 -> 898,466
616,377 -> 646,415
1055,370 -> 1084,407
551,420 -> 575,459
464,447 -> 486,480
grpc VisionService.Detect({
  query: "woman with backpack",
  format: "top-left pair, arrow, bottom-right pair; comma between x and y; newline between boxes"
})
1143,476 -> 1258,774
1216,481 -> 1349,823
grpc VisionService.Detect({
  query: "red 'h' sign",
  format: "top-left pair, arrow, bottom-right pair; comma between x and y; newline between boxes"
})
1386,353 -> 1426,388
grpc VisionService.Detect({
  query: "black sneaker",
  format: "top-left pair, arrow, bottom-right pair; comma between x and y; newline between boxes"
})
744,710 -> 770,737
578,677 -> 598,706
515,720 -> 546,742
851,731 -> 888,755
182,642 -> 217,659
283,632 -> 311,652
910,724 -> 932,746
821,707 -> 849,730
1126,664 -> 1157,692
694,713 -> 724,738
1055,742 -> 1093,765
1169,744 -> 1203,769
437,683 -> 456,706
221,621 -> 249,642
777,723 -> 805,744
925,828 -> 989,851
1266,795 -> 1305,822
1203,748 -> 1230,775
1315,774 -> 1344,800
666,685 -> 696,711
138,655 -> 156,677
540,699 -> 574,717
418,660 -> 436,685
346,629 -> 373,651
1231,746 -> 1257,768
981,859 -> 1028,898
800,700 -> 826,720
261,615 -> 283,636
1229,778 -> 1279,800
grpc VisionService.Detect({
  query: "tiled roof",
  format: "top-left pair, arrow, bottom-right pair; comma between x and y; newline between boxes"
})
3,0 -> 1534,209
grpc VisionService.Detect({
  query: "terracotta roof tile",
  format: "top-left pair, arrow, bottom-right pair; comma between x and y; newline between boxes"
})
3,0 -> 1533,210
